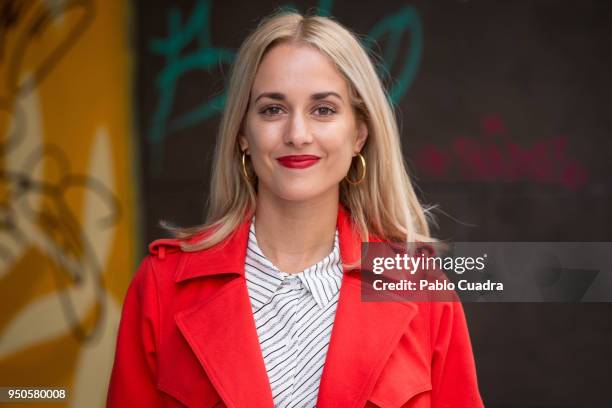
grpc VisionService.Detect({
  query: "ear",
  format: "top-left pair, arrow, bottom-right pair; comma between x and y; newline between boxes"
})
238,133 -> 249,153
354,121 -> 369,153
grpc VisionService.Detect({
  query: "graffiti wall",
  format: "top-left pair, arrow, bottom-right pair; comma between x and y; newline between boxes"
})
0,0 -> 610,406
136,1 -> 612,407
0,1 -> 137,407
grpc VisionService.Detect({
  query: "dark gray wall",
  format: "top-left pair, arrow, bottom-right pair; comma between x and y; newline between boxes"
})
136,1 -> 612,406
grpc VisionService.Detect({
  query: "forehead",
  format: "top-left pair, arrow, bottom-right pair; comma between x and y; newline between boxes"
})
251,42 -> 349,97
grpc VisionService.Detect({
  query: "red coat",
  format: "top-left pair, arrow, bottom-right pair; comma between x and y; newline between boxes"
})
107,205 -> 484,407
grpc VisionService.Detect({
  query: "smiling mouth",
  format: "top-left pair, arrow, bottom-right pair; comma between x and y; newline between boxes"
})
276,155 -> 320,169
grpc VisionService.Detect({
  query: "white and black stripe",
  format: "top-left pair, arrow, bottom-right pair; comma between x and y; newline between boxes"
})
244,217 -> 343,408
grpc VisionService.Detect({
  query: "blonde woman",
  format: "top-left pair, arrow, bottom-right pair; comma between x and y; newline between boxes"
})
108,11 -> 484,408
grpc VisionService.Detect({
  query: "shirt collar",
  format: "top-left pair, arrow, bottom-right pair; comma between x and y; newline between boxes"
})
245,218 -> 342,310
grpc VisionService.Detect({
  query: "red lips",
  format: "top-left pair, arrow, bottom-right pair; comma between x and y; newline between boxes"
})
276,155 -> 320,169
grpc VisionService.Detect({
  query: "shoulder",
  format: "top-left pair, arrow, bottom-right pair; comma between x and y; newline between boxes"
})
148,237 -> 185,260
127,237 -> 190,292
141,236 -> 198,282
140,230 -> 217,283
147,223 -> 223,261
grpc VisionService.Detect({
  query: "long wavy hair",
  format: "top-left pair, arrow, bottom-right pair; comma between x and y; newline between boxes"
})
162,10 -> 436,256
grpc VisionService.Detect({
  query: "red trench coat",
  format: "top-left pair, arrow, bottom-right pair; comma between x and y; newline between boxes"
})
107,205 -> 484,407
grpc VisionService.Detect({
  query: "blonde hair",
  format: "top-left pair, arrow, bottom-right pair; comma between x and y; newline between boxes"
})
163,10 -> 436,256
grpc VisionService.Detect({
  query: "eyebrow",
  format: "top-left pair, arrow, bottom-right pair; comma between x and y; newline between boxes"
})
253,91 -> 343,103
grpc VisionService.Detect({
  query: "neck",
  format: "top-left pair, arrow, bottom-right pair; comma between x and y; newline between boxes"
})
253,187 -> 339,274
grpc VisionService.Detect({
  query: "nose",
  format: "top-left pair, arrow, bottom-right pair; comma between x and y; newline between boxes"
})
283,112 -> 313,147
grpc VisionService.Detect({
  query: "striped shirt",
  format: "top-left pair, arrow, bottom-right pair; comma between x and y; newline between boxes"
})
244,217 -> 343,408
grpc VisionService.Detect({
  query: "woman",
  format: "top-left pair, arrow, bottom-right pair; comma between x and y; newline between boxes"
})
107,11 -> 484,408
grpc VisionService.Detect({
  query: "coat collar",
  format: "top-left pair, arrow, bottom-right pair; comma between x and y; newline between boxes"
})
174,203 -> 363,282
172,203 -> 423,408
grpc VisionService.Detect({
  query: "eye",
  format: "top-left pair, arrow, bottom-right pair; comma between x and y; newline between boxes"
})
260,105 -> 284,116
314,105 -> 336,116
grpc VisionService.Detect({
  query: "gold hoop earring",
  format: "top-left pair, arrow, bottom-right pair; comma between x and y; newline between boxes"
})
344,152 -> 366,185
241,151 -> 256,182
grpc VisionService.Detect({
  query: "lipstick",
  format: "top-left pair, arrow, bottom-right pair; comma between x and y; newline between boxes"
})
276,155 -> 320,169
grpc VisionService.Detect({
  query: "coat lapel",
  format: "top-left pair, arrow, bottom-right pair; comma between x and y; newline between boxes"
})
174,278 -> 274,408
172,204 -> 422,408
316,280 -> 420,408
316,207 -> 421,408
173,215 -> 274,408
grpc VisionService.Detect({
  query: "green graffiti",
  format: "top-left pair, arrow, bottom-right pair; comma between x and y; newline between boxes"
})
281,0 -> 332,16
364,6 -> 423,103
148,0 -> 234,171
316,0 -> 333,16
147,0 -> 422,171
278,4 -> 299,13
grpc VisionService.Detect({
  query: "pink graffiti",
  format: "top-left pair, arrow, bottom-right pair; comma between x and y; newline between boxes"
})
413,114 -> 588,190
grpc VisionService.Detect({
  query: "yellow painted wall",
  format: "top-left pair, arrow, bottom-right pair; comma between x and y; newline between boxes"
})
0,1 -> 137,406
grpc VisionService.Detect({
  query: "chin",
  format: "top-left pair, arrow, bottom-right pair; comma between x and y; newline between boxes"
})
275,190 -> 321,202
272,182 -> 339,203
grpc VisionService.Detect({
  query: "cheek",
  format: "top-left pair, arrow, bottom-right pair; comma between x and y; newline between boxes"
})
244,123 -> 285,178
245,118 -> 282,154
321,122 -> 357,159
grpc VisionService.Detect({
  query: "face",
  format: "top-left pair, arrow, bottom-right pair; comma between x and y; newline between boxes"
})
239,42 -> 368,204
